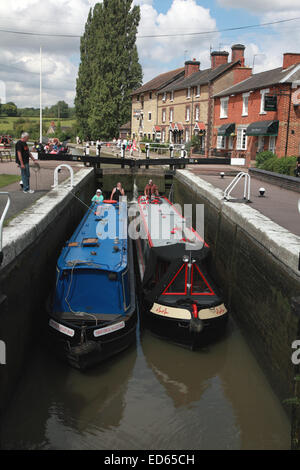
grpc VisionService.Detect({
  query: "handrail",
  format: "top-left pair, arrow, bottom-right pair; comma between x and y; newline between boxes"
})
224,172 -> 251,202
52,164 -> 74,189
0,192 -> 11,258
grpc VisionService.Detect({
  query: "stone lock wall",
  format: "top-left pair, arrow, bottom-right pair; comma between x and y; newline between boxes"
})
0,168 -> 94,418
175,169 -> 300,403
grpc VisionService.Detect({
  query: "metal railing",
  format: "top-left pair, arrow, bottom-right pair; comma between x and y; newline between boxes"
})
224,172 -> 251,202
52,164 -> 74,189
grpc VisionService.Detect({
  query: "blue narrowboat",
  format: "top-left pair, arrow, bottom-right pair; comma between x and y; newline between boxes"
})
47,198 -> 137,370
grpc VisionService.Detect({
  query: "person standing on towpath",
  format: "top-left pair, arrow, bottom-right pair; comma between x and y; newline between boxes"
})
15,132 -> 39,194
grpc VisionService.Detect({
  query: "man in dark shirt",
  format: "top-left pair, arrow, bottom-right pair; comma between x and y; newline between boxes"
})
16,132 -> 38,193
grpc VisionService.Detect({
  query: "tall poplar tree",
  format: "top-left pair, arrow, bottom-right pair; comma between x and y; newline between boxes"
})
75,0 -> 143,140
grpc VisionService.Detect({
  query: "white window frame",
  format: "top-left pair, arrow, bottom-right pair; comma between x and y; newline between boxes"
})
162,109 -> 166,122
186,106 -> 190,122
260,88 -> 269,115
269,136 -> 276,153
220,97 -> 229,119
170,90 -> 174,102
186,87 -> 191,99
186,129 -> 190,143
162,130 -> 166,143
196,85 -> 201,97
195,105 -> 200,121
236,127 -> 247,150
169,108 -> 174,123
162,92 -> 167,102
217,135 -> 226,149
242,92 -> 250,116
228,135 -> 234,150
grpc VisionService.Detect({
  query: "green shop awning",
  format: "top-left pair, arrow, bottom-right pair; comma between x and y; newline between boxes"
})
217,123 -> 235,136
246,120 -> 279,136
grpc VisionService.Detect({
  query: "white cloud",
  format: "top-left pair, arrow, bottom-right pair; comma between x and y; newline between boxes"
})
217,0 -> 300,12
137,0 -> 218,70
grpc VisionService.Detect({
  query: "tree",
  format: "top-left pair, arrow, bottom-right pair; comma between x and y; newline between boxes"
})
75,0 -> 143,140
2,102 -> 18,117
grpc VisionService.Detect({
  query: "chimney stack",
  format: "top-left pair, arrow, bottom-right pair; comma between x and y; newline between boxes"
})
210,51 -> 229,70
231,44 -> 245,66
283,53 -> 300,70
185,59 -> 200,78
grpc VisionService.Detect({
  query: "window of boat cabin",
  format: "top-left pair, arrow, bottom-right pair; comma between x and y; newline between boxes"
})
191,264 -> 215,295
163,264 -> 188,295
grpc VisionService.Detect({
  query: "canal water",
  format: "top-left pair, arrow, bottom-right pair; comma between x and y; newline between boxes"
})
0,315 -> 290,450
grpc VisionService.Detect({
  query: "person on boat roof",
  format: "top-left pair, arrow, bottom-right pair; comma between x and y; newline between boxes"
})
110,182 -> 125,201
91,189 -> 104,203
144,179 -> 159,198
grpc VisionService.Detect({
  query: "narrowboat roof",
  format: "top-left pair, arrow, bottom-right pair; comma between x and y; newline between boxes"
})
57,200 -> 128,273
138,196 -> 209,251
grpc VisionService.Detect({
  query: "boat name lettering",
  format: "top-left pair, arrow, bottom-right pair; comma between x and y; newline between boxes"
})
94,321 -> 125,338
49,319 -> 75,338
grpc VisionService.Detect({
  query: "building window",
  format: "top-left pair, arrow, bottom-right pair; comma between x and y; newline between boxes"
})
217,135 -> 226,149
162,130 -> 166,143
260,88 -> 269,114
148,112 -> 152,121
269,136 -> 276,153
186,87 -> 191,99
162,109 -> 166,122
242,93 -> 249,116
186,129 -> 190,143
236,127 -> 247,150
195,105 -> 200,121
170,90 -> 174,101
149,91 -> 152,100
196,85 -> 200,97
169,108 -> 174,122
228,135 -> 234,150
162,92 -> 167,102
220,97 -> 229,118
186,106 -> 190,121
136,95 -> 140,102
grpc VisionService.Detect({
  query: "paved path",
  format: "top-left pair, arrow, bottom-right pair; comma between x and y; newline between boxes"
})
0,160 -> 85,222
188,166 -> 300,237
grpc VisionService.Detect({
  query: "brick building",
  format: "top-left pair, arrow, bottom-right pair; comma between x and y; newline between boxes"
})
130,67 -> 185,144
213,53 -> 300,165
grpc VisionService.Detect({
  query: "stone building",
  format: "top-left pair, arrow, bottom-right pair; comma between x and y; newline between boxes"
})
130,68 -> 185,144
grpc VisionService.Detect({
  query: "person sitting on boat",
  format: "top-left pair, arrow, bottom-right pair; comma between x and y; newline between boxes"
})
91,189 -> 104,204
144,179 -> 159,199
110,182 -> 125,202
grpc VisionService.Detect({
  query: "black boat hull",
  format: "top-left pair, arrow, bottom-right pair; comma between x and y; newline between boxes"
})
47,311 -> 137,370
142,305 -> 228,349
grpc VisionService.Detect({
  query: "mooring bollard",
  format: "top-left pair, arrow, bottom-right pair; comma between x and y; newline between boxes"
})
169,144 -> 174,171
146,143 -> 150,170
121,144 -> 126,169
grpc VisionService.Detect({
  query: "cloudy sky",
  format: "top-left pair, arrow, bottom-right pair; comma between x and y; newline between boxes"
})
1,0 -> 300,108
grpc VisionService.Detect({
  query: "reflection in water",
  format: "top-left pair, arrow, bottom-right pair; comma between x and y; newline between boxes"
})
0,319 -> 290,450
